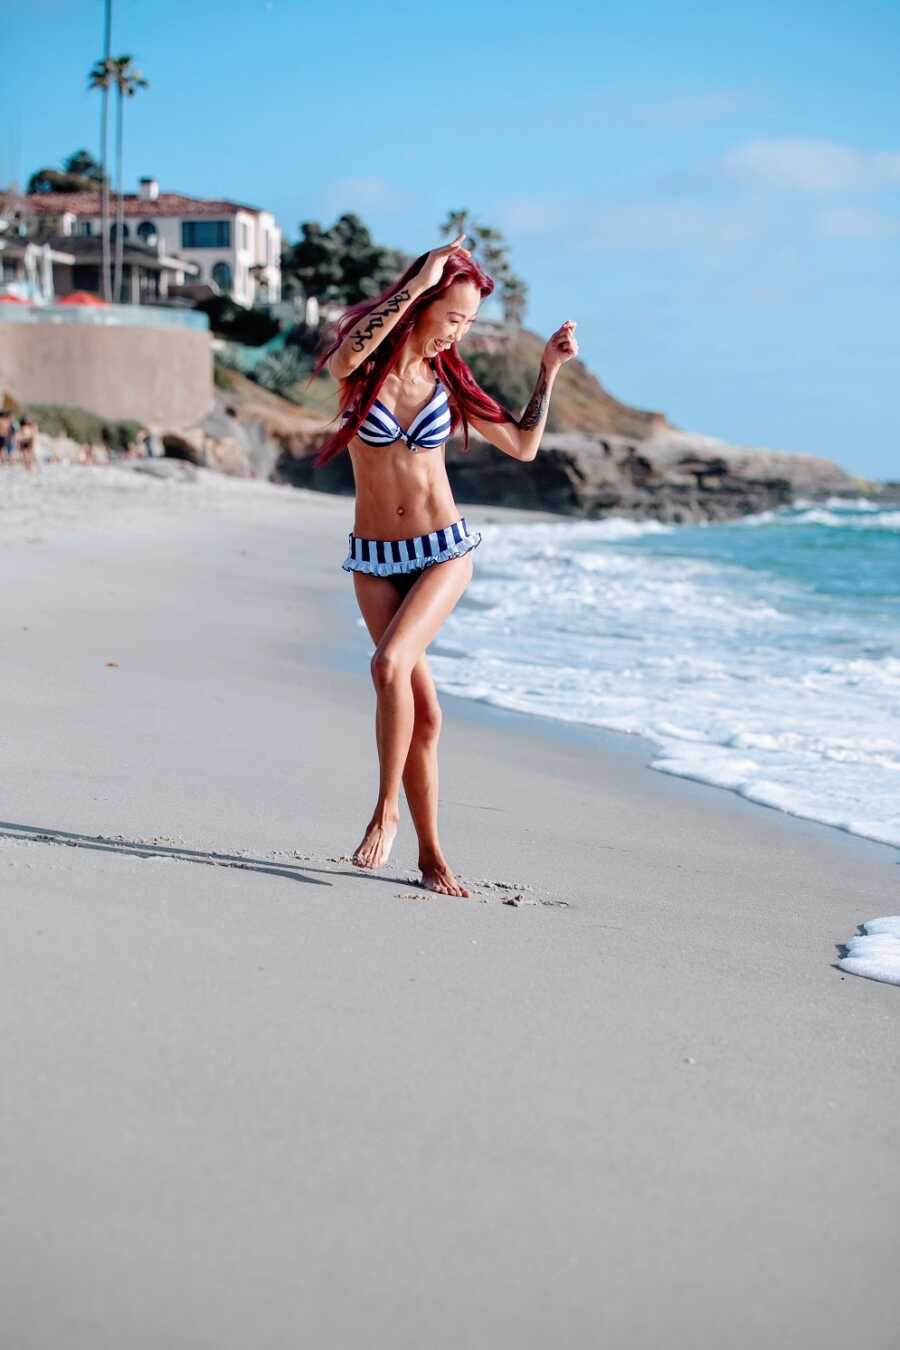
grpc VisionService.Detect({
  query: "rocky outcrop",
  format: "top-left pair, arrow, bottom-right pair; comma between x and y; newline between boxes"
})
161,350 -> 872,521
158,393 -> 283,479
463,329 -> 670,440
447,427 -> 863,521
275,425 -> 863,523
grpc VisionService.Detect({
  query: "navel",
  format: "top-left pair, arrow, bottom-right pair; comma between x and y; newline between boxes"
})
396,505 -> 406,517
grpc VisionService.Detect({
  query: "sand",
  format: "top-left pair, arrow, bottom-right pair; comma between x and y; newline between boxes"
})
2,463 -> 898,1350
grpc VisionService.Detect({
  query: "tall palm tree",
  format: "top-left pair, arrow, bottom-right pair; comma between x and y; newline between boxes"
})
87,49 -> 115,301
471,224 -> 509,281
111,55 -> 149,303
501,274 -> 529,326
440,208 -> 471,241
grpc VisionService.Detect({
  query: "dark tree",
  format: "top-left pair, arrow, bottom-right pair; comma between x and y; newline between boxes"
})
26,167 -> 103,194
63,149 -> 105,183
281,213 -> 410,306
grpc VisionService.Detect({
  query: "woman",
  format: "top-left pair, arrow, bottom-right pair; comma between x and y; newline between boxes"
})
315,233 -> 579,896
17,416 -> 37,472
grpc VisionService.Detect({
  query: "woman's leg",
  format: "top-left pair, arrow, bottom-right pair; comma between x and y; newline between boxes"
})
350,573 -> 468,896
350,553 -> 474,880
350,573 -> 406,869
403,657 -> 469,897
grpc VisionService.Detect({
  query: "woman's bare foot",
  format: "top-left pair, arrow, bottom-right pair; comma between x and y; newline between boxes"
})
419,851 -> 470,898
352,810 -> 399,870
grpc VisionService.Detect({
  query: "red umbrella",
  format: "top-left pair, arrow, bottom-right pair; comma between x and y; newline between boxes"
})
58,291 -> 108,306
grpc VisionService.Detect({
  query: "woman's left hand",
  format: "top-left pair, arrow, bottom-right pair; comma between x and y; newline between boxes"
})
544,319 -> 579,369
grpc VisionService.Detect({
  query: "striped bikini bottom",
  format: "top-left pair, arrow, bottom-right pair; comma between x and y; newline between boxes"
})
342,515 -> 482,589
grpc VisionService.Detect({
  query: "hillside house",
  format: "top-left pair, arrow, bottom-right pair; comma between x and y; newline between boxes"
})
17,176 -> 282,307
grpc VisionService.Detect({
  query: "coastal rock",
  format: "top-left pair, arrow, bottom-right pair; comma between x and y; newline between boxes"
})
275,426 -> 862,523
445,428 -> 859,522
159,393 -> 282,479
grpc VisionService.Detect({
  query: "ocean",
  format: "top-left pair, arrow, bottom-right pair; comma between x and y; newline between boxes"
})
430,498 -> 900,849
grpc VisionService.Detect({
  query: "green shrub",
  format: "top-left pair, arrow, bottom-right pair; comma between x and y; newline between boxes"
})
24,404 -> 145,450
213,360 -> 235,390
254,347 -> 308,396
195,296 -> 280,346
106,419 -> 144,451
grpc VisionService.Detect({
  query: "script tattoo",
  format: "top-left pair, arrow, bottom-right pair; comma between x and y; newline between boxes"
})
349,288 -> 412,353
517,362 -> 549,431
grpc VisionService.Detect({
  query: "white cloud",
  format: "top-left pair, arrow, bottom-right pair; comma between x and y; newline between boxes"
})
494,135 -> 900,262
495,192 -> 774,252
494,195 -> 572,236
635,91 -> 743,131
319,175 -> 400,216
816,204 -> 900,238
724,138 -> 900,194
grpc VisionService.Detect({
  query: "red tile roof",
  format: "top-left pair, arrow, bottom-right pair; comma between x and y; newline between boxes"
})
24,191 -> 267,218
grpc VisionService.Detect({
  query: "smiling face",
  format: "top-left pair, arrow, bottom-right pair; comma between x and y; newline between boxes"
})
414,279 -> 481,357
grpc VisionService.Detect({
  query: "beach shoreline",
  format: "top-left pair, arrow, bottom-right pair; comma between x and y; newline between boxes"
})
322,492 -> 900,868
2,464 -> 898,1350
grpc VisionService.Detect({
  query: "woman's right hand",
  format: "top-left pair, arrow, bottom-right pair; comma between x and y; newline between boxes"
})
413,233 -> 471,292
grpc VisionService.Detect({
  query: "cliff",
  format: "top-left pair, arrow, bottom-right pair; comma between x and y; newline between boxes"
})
461,325 -> 668,440
276,424 -> 860,523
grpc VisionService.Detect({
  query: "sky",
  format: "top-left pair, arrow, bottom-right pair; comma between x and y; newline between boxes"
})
4,0 -> 900,479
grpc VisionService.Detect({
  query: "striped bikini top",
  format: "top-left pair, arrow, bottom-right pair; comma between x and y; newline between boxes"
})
343,377 -> 452,453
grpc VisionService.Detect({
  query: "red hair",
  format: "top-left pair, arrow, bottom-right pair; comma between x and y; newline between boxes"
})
309,249 -> 515,468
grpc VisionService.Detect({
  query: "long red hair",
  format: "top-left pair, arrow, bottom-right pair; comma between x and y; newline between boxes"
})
310,249 -> 515,468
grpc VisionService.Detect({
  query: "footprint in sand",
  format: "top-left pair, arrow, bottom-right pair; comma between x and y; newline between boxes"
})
397,876 -> 569,908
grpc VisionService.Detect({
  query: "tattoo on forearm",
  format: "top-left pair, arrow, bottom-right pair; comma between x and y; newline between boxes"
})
517,362 -> 549,431
349,288 -> 412,353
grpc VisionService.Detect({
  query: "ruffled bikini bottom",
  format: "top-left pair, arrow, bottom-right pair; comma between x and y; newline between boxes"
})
342,515 -> 482,587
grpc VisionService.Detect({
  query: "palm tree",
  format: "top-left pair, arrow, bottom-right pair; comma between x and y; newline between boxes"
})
501,274 -> 529,326
111,55 -> 149,303
87,49 -> 115,301
471,224 -> 510,281
440,208 -> 471,241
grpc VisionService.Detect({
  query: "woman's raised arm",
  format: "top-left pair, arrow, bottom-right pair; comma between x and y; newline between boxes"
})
468,320 -> 579,461
327,234 -> 471,381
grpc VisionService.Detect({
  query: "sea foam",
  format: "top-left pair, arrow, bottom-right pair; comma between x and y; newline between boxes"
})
432,507 -> 900,849
838,917 -> 900,986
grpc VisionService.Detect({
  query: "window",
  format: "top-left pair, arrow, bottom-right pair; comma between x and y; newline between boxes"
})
110,222 -> 130,241
136,221 -> 158,244
181,220 -> 231,248
240,220 -> 249,250
212,261 -> 233,292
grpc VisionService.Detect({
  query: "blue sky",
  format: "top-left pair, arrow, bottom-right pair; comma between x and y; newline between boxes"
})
5,0 -> 900,479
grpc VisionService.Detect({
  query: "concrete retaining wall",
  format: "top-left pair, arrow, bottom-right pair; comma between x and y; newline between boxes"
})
0,308 -> 212,427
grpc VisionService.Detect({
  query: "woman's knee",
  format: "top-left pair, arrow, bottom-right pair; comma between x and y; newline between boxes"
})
370,645 -> 412,692
412,694 -> 442,743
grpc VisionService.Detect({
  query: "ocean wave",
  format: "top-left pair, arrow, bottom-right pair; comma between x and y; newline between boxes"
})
790,507 -> 900,530
432,517 -> 900,850
737,504 -> 900,531
795,496 -> 883,512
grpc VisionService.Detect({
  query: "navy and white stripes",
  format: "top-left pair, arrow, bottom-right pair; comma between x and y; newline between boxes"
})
342,516 -> 482,577
344,380 -> 453,453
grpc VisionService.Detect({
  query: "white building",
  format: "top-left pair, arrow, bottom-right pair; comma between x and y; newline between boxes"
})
22,176 -> 281,306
